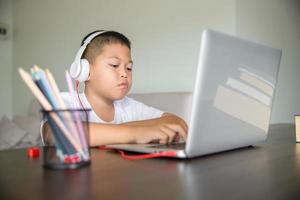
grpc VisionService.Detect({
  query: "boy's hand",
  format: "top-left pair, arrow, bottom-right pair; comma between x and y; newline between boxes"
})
132,124 -> 186,144
124,113 -> 188,144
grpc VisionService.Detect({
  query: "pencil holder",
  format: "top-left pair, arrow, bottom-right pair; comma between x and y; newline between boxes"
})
41,109 -> 91,170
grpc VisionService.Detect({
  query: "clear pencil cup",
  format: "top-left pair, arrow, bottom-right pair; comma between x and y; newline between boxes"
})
41,109 -> 91,170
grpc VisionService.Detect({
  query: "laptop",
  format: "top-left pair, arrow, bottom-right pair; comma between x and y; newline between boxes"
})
106,29 -> 282,158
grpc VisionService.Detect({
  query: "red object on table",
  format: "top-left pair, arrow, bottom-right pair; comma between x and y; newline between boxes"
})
99,145 -> 177,160
27,147 -> 40,158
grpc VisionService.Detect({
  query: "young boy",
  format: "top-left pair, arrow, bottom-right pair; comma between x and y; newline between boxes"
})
44,30 -> 188,146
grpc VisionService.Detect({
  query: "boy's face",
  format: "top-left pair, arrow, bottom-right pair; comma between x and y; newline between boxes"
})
87,43 -> 133,101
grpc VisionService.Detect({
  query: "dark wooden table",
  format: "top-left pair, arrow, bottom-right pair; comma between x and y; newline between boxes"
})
1,124 -> 300,200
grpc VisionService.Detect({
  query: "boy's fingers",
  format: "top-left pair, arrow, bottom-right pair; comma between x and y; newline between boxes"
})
158,133 -> 168,144
184,122 -> 189,133
160,126 -> 177,143
173,133 -> 180,142
175,117 -> 188,133
163,114 -> 188,133
182,123 -> 188,134
167,124 -> 187,141
174,118 -> 188,134
181,120 -> 189,133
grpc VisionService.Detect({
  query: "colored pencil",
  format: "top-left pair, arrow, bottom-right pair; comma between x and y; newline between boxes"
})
65,70 -> 89,152
18,68 -> 86,159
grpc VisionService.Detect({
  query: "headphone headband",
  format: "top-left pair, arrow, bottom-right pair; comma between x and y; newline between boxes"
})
70,30 -> 107,82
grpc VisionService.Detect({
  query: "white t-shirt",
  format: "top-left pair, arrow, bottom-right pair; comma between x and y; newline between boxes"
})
60,92 -> 164,124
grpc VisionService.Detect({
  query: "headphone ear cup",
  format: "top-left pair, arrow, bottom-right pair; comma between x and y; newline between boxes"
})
77,59 -> 90,82
70,61 -> 80,80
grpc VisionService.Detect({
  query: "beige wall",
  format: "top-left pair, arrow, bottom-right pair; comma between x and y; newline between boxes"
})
11,0 -> 236,115
236,0 -> 300,123
0,0 -> 13,118
1,0 -> 299,123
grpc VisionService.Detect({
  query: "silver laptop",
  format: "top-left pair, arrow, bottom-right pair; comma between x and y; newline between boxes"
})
106,29 -> 282,158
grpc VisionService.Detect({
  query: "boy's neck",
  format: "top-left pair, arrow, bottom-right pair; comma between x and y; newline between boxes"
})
84,87 -> 115,122
84,88 -> 114,108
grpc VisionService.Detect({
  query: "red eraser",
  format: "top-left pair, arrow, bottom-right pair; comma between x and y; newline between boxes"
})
27,147 -> 40,158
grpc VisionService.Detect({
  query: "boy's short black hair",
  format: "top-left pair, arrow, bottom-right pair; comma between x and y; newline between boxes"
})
81,30 -> 131,63
81,30 -> 131,49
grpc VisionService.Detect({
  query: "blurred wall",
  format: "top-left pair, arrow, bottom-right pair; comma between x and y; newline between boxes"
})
0,0 -> 13,118
11,0 -> 236,115
236,0 -> 300,122
1,0 -> 299,123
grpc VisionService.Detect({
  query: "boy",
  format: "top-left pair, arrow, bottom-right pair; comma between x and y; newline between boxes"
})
44,30 -> 188,146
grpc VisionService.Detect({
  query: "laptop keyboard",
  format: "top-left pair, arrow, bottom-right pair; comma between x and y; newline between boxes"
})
147,143 -> 186,150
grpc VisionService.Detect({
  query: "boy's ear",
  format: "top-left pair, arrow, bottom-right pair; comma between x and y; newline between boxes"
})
86,62 -> 93,81
86,73 -> 91,81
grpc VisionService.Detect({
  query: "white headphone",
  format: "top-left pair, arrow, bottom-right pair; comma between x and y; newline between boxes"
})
70,30 -> 107,82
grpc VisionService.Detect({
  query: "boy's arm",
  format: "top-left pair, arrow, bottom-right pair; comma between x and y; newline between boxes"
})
42,122 -> 136,146
43,113 -> 188,147
90,112 -> 188,146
